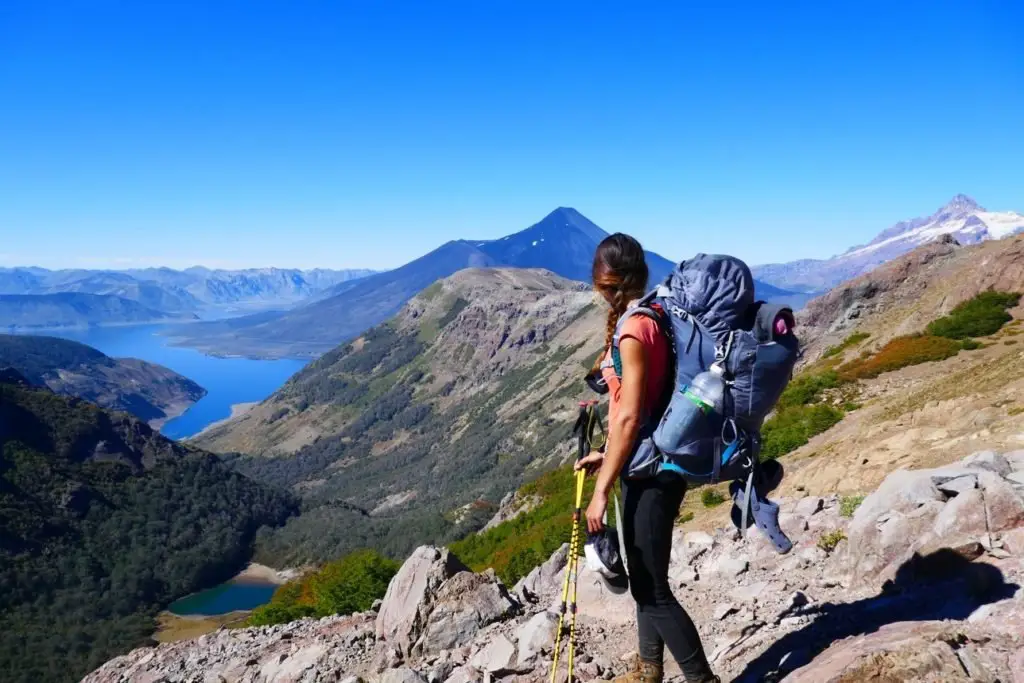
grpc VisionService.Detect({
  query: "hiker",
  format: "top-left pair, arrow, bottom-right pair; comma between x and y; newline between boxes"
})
576,233 -> 720,683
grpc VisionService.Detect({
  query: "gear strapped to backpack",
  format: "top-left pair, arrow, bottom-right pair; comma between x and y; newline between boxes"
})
587,254 -> 799,491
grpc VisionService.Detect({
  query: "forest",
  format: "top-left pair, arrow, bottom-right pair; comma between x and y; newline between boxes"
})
0,380 -> 297,683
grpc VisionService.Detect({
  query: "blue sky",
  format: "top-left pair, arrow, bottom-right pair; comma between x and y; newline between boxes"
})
1,1 -> 1021,271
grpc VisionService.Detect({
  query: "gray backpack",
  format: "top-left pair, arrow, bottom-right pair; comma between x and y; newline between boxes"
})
602,254 -> 799,484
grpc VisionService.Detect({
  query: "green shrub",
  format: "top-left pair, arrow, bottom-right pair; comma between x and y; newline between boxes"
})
776,371 -> 841,410
1009,406 -> 1024,417
837,334 -> 963,381
1006,340 -> 1018,346
760,403 -> 845,460
701,489 -> 727,508
925,291 -> 1020,339
822,332 -> 871,358
677,511 -> 695,524
818,530 -> 846,553
247,550 -> 398,627
839,495 -> 865,518
960,338 -> 983,350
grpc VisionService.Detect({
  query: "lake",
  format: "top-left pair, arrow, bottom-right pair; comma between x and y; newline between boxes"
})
168,580 -> 278,616
37,324 -> 307,439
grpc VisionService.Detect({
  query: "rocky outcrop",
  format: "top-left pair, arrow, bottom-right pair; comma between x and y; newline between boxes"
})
83,451 -> 1024,683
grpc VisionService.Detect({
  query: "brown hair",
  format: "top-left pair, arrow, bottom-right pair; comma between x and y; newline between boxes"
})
591,233 -> 649,371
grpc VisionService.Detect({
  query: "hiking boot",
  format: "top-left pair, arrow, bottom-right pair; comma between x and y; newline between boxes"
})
611,658 -> 663,683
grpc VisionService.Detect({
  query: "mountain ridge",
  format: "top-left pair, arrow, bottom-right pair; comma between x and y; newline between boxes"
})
754,194 -> 1024,292
170,208 -> 800,359
0,292 -> 184,329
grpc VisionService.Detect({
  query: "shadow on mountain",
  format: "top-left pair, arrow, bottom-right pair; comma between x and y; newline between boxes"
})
733,547 -> 1020,682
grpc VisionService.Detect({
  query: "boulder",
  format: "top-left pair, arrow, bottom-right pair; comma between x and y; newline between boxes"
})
416,570 -> 517,655
794,497 -> 824,518
932,487 -> 988,541
706,553 -> 750,579
785,621 -> 1017,683
977,471 -> 1024,532
1004,450 -> 1024,472
849,469 -> 946,538
1001,527 -> 1024,556
376,546 -> 470,655
381,668 -> 428,683
517,611 -> 558,666
936,475 -> 978,497
469,634 -> 516,674
960,451 -> 1012,477
846,500 -> 945,586
442,666 -> 481,683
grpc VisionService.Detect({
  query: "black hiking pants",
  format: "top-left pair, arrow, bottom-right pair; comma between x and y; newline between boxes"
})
622,472 -> 714,681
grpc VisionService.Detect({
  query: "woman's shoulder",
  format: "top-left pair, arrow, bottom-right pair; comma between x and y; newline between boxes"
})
619,311 -> 665,345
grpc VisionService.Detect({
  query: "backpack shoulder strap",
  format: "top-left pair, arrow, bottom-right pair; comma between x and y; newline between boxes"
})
609,304 -> 666,378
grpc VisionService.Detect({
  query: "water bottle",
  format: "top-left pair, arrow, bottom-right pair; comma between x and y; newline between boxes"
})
654,363 -> 727,452
682,364 -> 727,416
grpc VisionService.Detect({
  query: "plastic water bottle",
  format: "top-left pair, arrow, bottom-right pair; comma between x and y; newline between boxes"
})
682,364 -> 727,416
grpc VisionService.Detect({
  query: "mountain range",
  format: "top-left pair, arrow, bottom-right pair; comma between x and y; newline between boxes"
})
170,207 -> 802,359
753,194 -> 1024,292
0,333 -> 206,426
0,266 -> 376,329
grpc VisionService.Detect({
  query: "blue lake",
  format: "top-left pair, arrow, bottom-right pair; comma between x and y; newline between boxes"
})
36,325 -> 307,440
168,580 -> 279,616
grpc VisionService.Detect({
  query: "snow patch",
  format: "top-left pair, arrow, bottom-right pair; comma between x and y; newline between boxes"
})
531,241 -> 538,247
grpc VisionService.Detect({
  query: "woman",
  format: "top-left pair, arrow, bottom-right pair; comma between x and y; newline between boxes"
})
576,233 -> 719,683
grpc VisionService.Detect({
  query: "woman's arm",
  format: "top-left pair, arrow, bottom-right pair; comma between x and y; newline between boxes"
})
586,335 -> 646,532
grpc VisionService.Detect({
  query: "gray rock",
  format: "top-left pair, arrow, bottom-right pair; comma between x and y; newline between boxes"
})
514,543 -> 568,602
779,512 -> 810,532
1004,450 -> 1024,472
932,487 -> 988,540
936,475 -> 978,497
731,581 -> 771,604
683,531 -> 715,549
381,668 -> 428,683
442,666 -> 481,683
978,471 -> 1024,532
517,611 -> 558,666
794,496 -> 824,518
1001,527 -> 1024,555
850,469 -> 946,536
1006,471 -> 1024,486
376,546 -> 469,655
713,603 -> 738,620
708,553 -> 750,578
416,570 -> 517,655
960,451 -> 1012,477
469,634 -> 516,674
668,564 -> 699,587
846,500 -> 946,586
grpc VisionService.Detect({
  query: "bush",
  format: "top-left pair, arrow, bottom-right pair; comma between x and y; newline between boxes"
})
839,495 -> 865,518
760,404 -> 845,460
701,489 -> 727,508
822,332 -> 871,358
677,511 -> 695,525
775,371 -> 841,410
248,549 -> 398,627
818,530 -> 846,553
925,291 -> 1020,340
837,334 -> 963,381
960,338 -> 983,350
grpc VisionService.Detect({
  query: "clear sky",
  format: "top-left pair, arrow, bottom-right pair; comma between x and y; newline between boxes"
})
1,1 -> 1021,271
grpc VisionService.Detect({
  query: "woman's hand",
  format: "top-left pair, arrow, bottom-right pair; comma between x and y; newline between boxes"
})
575,450 -> 605,475
586,489 -> 608,533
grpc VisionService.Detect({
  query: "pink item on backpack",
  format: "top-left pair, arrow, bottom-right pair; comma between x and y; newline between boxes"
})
773,311 -> 795,338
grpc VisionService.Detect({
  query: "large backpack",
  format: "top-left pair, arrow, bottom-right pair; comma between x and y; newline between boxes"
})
600,254 -> 799,485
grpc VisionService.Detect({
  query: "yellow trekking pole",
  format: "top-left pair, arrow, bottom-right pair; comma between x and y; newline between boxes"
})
550,401 -> 604,683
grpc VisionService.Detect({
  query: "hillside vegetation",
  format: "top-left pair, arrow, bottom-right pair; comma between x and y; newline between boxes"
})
0,379 -> 296,683
198,269 -> 604,566
0,334 -> 207,425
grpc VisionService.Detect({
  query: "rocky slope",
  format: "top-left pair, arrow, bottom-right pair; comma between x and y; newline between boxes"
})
195,268 -> 606,565
754,194 -> 1024,293
83,450 -> 1024,682
0,333 -> 206,426
170,208 -> 801,359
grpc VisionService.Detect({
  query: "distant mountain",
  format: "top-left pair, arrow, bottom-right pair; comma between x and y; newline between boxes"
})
0,334 -> 206,426
754,195 -> 1024,292
0,266 -> 377,319
0,377 -> 296,683
172,207 -> 801,358
0,292 -> 181,329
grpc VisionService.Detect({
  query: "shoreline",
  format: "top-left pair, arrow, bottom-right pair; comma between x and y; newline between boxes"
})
191,401 -> 258,438
149,398 -> 199,432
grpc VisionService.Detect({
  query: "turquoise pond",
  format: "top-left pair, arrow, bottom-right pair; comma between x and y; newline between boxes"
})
168,581 -> 279,616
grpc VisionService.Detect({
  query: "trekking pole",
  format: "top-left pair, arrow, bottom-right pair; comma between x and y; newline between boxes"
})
550,401 -> 600,683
